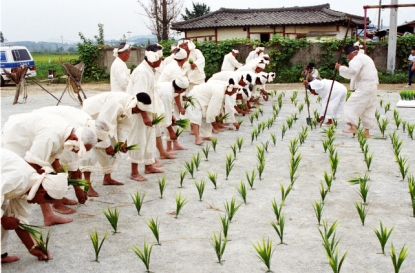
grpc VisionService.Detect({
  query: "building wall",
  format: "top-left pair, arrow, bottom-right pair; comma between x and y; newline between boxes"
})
217,28 -> 247,40
99,47 -> 145,73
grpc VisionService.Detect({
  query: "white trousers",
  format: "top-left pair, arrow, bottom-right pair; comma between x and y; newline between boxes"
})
127,114 -> 156,165
187,101 -> 212,138
343,84 -> 378,129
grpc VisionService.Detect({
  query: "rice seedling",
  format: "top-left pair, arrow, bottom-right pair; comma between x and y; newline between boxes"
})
103,207 -> 119,233
158,176 -> 167,199
408,174 -> 415,217
399,90 -> 415,100
320,182 -> 329,202
211,137 -> 218,151
257,162 -> 265,180
298,102 -> 304,113
216,113 -> 230,123
271,198 -> 283,222
358,137 -> 367,152
224,197 -> 241,222
254,111 -> 260,121
237,118 -> 244,126
327,248 -> 348,273
230,144 -> 237,157
329,151 -> 339,179
131,240 -> 153,272
90,229 -> 110,262
202,144 -> 210,161
270,133 -> 277,146
18,224 -> 50,260
175,128 -> 184,138
67,178 -> 90,193
313,200 -> 324,225
402,120 -> 407,133
210,231 -> 227,264
395,155 -> 410,180
355,201 -> 368,226
174,119 -> 190,129
384,102 -> 390,114
348,172 -> 370,185
313,109 -> 320,120
271,214 -> 286,244
322,138 -> 333,153
272,103 -> 278,112
257,145 -> 265,163
258,106 -> 264,116
357,179 -> 370,204
273,108 -> 280,117
408,124 -> 415,139
389,244 -> 409,273
235,181 -> 248,204
281,123 -> 287,140
288,138 -> 299,156
191,152 -> 201,171
333,118 -> 338,128
175,192 -> 188,218
225,153 -> 236,180
184,160 -> 195,178
289,154 -> 302,184
298,126 -> 309,145
378,118 -> 389,138
236,137 -> 245,152
219,214 -> 230,238
286,117 -> 294,129
249,114 -> 255,125
393,110 -> 401,130
379,99 -> 384,107
251,128 -> 257,144
147,217 -> 161,245
311,118 -> 318,129
290,93 -> 297,104
131,191 -> 146,216
262,140 -> 270,153
194,179 -> 205,201
246,169 -> 257,189
151,114 -> 165,125
375,109 -> 381,123
324,126 -> 336,139
374,221 -> 394,254
324,171 -> 333,192
207,170 -> 218,189
179,169 -> 187,188
364,151 -> 373,171
278,98 -> 283,109
280,183 -> 293,205
252,237 -> 274,272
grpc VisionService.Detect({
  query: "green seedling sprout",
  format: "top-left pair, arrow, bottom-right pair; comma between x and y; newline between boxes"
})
158,176 -> 167,199
131,191 -> 146,216
237,118 -> 244,126
230,144 -> 237,158
355,201 -> 368,226
175,192 -> 188,218
384,102 -> 390,114
184,160 -> 195,179
207,170 -> 218,189
286,117 -> 294,129
395,155 -> 410,180
224,197 -> 241,222
364,151 -> 373,171
408,124 -> 415,139
210,231 -> 227,264
299,126 -> 309,145
281,123 -> 287,140
380,99 -> 384,107
194,179 -> 205,201
103,207 -> 119,234
280,183 -> 293,205
249,114 -> 255,125
192,152 -> 201,171
408,174 -> 415,217
257,162 -> 265,181
271,214 -> 286,244
374,221 -> 394,254
357,179 -> 370,204
401,120 -> 407,133
220,214 -> 230,238
261,140 -> 270,153
211,137 -> 218,151
327,248 -> 348,273
298,102 -> 304,113
324,171 -> 333,192
90,229 -> 109,262
375,109 -> 381,122
320,182 -> 329,202
179,169 -> 187,188
289,154 -> 302,184
271,198 -> 283,222
252,237 -> 274,272
235,181 -> 247,204
389,244 -> 409,273
313,200 -> 324,226
322,138 -> 333,153
246,169 -> 257,189
236,137 -> 245,152
393,110 -> 401,130
270,133 -> 277,146
329,151 -> 339,179
202,144 -> 210,161
225,153 -> 236,180
288,138 -> 299,156
131,240 -> 153,272
378,118 -> 389,138
147,217 -> 161,245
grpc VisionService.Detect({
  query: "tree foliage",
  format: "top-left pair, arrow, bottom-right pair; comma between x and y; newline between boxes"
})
182,2 -> 210,20
138,0 -> 184,41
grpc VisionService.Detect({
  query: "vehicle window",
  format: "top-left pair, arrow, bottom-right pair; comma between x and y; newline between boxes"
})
0,51 -> 6,62
12,49 -> 31,61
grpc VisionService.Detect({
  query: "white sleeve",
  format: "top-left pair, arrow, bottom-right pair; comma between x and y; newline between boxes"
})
339,59 -> 361,79
206,93 -> 224,123
98,101 -> 124,142
229,55 -> 242,69
194,50 -> 205,73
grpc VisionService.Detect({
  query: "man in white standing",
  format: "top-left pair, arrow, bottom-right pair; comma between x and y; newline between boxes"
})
178,39 -> 205,92
221,49 -> 243,71
246,44 -> 265,63
110,42 -> 131,92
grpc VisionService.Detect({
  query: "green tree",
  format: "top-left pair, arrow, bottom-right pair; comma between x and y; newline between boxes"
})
182,2 -> 210,20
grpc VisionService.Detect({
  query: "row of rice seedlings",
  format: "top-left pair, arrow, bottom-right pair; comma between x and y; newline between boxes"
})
131,191 -> 146,216
298,126 -> 309,145
194,178 -> 206,201
348,173 -> 370,204
399,90 -> 415,100
103,207 -> 119,233
202,144 -> 210,161
207,170 -> 218,189
158,176 -> 167,198
225,153 -> 236,180
235,181 -> 248,204
318,220 -> 347,273
407,174 -> 415,217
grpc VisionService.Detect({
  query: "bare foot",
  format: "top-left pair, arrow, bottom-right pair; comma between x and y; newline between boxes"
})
87,187 -> 99,197
145,166 -> 164,174
195,139 -> 205,145
342,127 -> 356,134
364,131 -> 371,138
159,153 -> 178,159
1,255 -> 20,263
52,202 -> 76,214
130,173 -> 148,182
103,177 -> 124,186
62,197 -> 78,205
173,143 -> 188,150
153,161 -> 163,168
44,215 -> 73,226
202,137 -> 212,141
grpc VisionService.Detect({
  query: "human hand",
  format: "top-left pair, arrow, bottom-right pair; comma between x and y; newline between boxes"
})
335,63 -> 341,70
74,187 -> 88,204
30,247 -> 50,261
233,122 -> 240,130
190,64 -> 197,70
1,216 -> 20,230
105,145 -> 115,156
303,80 -> 309,86
318,116 -> 324,123
169,131 -> 178,141
179,107 -> 186,115
142,114 -> 153,127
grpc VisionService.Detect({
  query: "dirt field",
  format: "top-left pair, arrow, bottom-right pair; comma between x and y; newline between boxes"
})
1,82 -> 414,273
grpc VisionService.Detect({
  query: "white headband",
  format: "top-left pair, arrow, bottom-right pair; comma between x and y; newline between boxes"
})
232,49 -> 239,54
257,62 -> 266,69
256,47 -> 265,52
137,101 -> 152,112
174,48 -> 187,60
145,50 -> 161,63
113,43 -> 131,57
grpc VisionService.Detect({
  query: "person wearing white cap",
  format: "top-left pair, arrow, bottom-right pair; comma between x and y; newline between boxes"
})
33,106 -> 108,203
178,39 -> 206,91
157,76 -> 190,153
187,79 -> 239,145
246,44 -> 265,63
1,148 -> 68,263
221,49 -> 243,71
335,44 -> 378,138
82,92 -> 150,185
162,44 -> 178,68
126,44 -> 165,182
349,41 -> 365,91
303,79 -> 347,126
110,42 -> 131,92
2,112 -> 92,226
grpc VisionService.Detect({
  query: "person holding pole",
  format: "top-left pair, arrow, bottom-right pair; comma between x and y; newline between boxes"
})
335,44 -> 378,138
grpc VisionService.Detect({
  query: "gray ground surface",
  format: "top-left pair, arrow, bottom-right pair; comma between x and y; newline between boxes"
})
1,83 -> 415,273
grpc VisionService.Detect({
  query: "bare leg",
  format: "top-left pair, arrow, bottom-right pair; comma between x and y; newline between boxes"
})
52,200 -> 76,214
145,164 -> 164,174
364,129 -> 370,138
103,173 -> 124,185
40,203 -> 73,226
157,136 -> 177,159
84,172 -> 99,197
191,124 -> 204,145
130,163 -> 147,182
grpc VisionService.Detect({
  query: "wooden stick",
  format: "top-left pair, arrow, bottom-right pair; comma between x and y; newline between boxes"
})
319,17 -> 352,127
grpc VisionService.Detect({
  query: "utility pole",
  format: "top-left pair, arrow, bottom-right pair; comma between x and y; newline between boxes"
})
387,0 -> 398,75
377,0 -> 382,30
127,31 -> 131,42
61,35 -> 64,54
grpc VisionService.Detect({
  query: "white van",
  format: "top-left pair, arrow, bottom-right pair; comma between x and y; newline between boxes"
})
0,45 -> 37,86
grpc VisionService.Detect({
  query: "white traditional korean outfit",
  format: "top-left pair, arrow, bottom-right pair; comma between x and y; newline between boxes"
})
82,92 -> 136,173
2,113 -> 73,169
349,49 -> 365,90
158,61 -> 187,83
126,60 -> 164,165
246,50 -> 263,63
110,57 -> 130,92
187,49 -> 206,86
339,54 -> 378,129
310,79 -> 347,119
221,52 -> 243,71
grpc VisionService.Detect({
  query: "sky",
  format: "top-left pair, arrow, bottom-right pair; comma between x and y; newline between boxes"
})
1,0 -> 414,43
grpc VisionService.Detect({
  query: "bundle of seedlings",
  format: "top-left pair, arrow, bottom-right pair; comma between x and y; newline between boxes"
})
18,223 -> 50,261
151,114 -> 165,125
